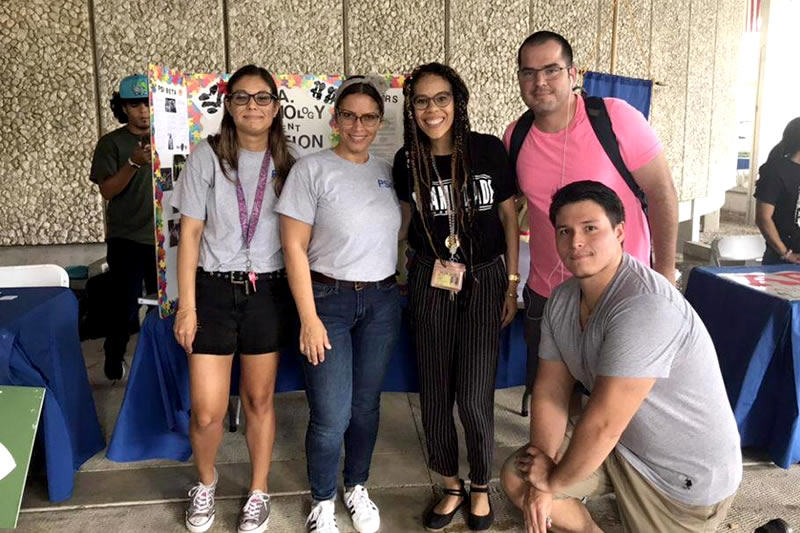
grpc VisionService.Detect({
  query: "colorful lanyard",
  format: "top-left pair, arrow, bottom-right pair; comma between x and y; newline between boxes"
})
235,150 -> 272,275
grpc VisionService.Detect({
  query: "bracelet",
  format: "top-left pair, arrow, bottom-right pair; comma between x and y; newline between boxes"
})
177,307 -> 196,314
508,273 -> 520,282
127,157 -> 142,169
783,249 -> 793,259
506,292 -> 517,298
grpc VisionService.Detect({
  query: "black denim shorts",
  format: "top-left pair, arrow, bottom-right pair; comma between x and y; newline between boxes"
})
193,270 -> 297,355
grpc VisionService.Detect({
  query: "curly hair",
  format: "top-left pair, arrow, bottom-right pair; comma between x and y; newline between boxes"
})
402,62 -> 475,260
110,92 -> 129,123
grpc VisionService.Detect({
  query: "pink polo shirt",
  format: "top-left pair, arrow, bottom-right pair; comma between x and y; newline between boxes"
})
504,96 -> 662,298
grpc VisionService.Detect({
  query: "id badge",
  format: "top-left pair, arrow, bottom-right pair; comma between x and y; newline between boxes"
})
430,260 -> 466,292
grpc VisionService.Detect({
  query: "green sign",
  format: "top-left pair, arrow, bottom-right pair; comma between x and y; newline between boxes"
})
0,386 -> 45,529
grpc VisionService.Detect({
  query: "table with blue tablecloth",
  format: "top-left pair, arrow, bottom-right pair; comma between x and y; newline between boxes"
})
686,265 -> 800,468
0,287 -> 105,502
107,305 -> 528,462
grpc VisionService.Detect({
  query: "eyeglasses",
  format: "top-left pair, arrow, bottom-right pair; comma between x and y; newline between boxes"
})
411,91 -> 453,110
336,109 -> 382,127
517,65 -> 571,82
229,91 -> 278,106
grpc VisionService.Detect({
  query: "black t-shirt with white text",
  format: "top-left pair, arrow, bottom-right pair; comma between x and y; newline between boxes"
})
393,131 -> 514,265
754,156 -> 800,253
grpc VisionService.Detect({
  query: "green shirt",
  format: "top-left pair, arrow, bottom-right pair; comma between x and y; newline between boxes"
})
90,126 -> 155,245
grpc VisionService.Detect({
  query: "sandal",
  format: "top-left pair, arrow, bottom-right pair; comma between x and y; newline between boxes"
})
467,484 -> 494,531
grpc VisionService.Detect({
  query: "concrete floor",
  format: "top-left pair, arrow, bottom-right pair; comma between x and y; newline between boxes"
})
8,333 -> 800,533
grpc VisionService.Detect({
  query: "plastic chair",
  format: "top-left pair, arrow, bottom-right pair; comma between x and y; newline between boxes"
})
0,264 -> 70,288
710,235 -> 766,266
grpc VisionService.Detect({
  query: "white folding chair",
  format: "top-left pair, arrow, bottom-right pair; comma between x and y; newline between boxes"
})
0,264 -> 70,288
710,235 -> 766,266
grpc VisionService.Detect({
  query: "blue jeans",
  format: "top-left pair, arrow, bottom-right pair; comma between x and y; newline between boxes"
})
304,281 -> 401,501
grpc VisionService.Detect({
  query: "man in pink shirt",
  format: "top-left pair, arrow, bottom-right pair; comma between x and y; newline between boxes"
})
505,31 -> 678,400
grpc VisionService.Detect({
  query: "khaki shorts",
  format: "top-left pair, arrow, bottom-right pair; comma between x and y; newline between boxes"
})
511,426 -> 736,533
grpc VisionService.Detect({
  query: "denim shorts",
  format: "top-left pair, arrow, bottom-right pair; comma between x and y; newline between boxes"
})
193,270 -> 297,355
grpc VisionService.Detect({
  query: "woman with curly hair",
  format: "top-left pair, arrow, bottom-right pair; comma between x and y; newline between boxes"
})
393,63 -> 519,531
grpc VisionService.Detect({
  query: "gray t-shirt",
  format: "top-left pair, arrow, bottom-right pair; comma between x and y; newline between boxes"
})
171,140 -> 284,272
275,149 -> 400,281
540,253 -> 742,506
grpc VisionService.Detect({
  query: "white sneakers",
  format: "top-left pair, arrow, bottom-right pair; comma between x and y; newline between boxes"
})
344,485 -> 380,533
306,485 -> 380,533
306,500 -> 339,533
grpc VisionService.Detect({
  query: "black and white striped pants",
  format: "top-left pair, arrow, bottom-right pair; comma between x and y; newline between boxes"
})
408,255 -> 506,485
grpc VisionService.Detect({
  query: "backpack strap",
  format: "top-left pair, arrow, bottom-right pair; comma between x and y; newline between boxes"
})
584,96 -> 649,217
508,109 -> 535,191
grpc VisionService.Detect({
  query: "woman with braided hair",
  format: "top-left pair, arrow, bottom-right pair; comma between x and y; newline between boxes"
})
393,62 -> 519,531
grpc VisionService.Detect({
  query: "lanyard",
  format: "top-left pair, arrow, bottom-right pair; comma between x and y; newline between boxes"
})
235,150 -> 272,271
430,153 -> 460,259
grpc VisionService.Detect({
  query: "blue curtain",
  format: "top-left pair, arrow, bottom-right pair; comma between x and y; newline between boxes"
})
583,71 -> 653,120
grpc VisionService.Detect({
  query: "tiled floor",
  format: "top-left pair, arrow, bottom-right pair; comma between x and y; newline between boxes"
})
12,331 -> 800,533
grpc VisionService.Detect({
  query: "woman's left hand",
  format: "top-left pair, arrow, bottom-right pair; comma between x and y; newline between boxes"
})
501,289 -> 518,328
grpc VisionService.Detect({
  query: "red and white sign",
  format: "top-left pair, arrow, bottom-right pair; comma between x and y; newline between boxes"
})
719,270 -> 800,300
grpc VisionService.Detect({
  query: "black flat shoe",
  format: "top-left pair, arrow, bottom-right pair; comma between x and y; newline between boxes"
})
755,519 -> 793,533
467,484 -> 494,531
423,479 -> 466,531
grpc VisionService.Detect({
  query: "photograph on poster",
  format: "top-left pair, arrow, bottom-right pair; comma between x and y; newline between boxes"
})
165,98 -> 176,113
158,168 -> 174,191
168,219 -> 181,248
173,154 -> 186,181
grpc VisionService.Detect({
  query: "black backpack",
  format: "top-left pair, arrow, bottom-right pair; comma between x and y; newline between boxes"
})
508,95 -> 649,217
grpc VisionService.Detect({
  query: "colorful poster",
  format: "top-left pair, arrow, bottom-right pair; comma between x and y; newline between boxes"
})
150,66 -> 406,317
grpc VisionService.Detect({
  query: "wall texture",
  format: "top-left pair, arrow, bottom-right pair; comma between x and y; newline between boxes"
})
0,0 -> 745,245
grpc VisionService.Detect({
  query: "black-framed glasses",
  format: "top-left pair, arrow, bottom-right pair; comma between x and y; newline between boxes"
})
336,109 -> 382,127
517,65 -> 571,82
229,91 -> 278,106
411,91 -> 453,110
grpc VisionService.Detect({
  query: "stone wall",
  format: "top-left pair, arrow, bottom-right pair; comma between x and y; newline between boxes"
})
0,0 -> 745,245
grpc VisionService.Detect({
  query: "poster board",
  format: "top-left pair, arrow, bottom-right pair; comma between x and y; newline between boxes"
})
0,386 -> 45,529
149,67 -> 406,317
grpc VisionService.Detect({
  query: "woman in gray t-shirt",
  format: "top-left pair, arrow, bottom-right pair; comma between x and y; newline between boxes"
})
277,76 -> 402,533
171,64 -> 296,533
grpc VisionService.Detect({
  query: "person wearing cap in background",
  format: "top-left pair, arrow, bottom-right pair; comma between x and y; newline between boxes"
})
277,75 -> 402,533
89,74 -> 156,381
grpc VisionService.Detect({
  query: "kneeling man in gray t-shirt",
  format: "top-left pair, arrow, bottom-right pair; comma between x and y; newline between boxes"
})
501,180 -> 741,533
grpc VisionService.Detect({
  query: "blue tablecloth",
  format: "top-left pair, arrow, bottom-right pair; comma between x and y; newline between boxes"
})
0,287 -> 105,502
107,307 -> 527,462
686,265 -> 800,468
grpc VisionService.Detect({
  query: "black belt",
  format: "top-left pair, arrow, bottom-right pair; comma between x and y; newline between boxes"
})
311,271 -> 396,291
198,268 -> 286,283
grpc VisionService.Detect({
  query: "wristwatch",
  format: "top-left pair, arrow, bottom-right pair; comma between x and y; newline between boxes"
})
508,273 -> 520,282
127,157 -> 142,169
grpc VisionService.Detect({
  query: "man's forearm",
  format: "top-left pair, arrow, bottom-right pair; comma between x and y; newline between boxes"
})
529,393 -> 570,460
548,411 -> 619,493
648,186 -> 678,278
98,164 -> 138,200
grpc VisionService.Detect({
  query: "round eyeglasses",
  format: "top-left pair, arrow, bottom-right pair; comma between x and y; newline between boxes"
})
411,91 -> 453,110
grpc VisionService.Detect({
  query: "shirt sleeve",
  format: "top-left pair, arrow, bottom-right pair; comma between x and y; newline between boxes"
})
597,294 -> 684,378
754,161 -> 781,205
393,148 -> 411,203
502,121 -> 516,152
170,142 -> 214,221
485,134 -> 515,204
538,299 -> 564,362
90,135 -> 119,184
604,98 -> 663,172
274,158 -> 318,225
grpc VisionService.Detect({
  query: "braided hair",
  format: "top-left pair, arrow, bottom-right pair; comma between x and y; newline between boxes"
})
402,63 -> 475,260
